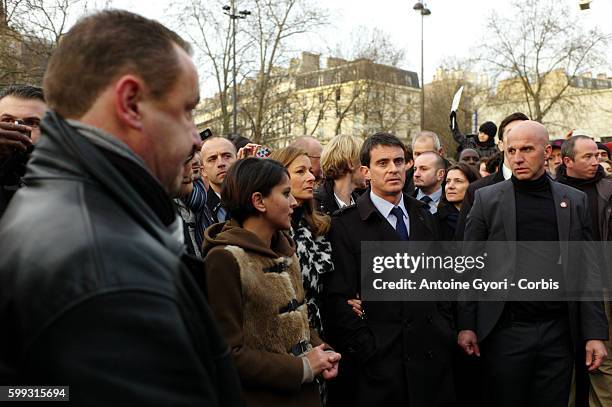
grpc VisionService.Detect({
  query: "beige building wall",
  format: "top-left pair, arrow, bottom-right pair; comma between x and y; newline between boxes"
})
480,71 -> 612,140
195,52 -> 422,148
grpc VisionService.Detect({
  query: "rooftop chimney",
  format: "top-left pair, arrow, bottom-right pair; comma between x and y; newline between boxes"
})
327,57 -> 347,68
300,52 -> 320,73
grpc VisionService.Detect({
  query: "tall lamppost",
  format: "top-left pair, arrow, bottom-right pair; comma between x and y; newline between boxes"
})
413,1 -> 431,130
223,2 -> 250,136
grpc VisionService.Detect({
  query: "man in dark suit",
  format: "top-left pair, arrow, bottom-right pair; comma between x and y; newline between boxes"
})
457,121 -> 608,407
455,112 -> 529,240
324,132 -> 455,407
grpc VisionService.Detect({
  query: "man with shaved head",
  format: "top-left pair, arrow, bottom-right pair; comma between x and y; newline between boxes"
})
413,151 -> 446,214
201,136 -> 237,222
458,121 -> 608,407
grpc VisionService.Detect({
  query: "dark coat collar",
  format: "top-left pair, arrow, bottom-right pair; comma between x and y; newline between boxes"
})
206,187 -> 222,222
492,169 -> 505,183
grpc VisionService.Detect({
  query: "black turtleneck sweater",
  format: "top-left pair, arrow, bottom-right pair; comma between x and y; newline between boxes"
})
509,173 -> 566,320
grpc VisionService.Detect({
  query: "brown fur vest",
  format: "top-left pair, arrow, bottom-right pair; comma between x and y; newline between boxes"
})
224,245 -> 313,356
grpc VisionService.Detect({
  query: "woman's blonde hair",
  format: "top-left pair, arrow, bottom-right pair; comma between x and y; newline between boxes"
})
320,134 -> 363,180
269,146 -> 330,236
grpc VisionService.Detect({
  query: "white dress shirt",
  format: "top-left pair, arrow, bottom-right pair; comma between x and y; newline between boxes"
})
502,163 -> 512,180
415,187 -> 443,214
369,190 -> 410,237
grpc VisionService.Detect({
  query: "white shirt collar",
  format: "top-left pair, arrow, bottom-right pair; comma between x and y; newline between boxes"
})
334,192 -> 354,208
415,186 -> 443,203
370,190 -> 408,220
502,163 -> 512,180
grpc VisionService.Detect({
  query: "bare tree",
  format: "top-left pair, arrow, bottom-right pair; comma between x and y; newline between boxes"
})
0,0 -> 110,86
240,0 -> 327,143
168,0 -> 255,136
423,58 -> 491,156
327,27 -> 418,139
480,0 -> 610,123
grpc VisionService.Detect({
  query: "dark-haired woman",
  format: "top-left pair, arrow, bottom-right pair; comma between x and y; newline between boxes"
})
436,162 -> 482,407
436,162 -> 480,240
269,147 -> 334,339
203,158 -> 340,407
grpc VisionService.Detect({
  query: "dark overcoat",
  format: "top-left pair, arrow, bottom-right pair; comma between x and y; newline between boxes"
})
323,190 -> 455,407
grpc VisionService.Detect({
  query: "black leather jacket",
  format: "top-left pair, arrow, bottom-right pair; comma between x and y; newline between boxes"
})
0,112 -> 243,406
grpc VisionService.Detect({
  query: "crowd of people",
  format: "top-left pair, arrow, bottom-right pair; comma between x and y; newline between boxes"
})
0,9 -> 611,407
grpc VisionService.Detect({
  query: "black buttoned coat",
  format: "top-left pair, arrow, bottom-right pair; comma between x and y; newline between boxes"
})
323,190 -> 455,407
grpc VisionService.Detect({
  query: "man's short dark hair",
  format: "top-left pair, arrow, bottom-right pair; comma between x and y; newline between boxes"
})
405,147 -> 413,163
228,134 -> 252,151
360,132 -> 406,167
498,112 -> 529,141
43,10 -> 192,118
222,158 -> 289,224
0,84 -> 45,102
485,151 -> 504,173
561,135 -> 593,160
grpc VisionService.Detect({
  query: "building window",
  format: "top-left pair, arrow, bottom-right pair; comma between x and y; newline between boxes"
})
318,93 -> 324,103
335,88 -> 341,101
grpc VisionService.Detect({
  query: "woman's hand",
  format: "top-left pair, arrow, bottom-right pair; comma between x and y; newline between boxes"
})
321,350 -> 341,380
237,143 -> 260,159
348,298 -> 363,318
305,344 -> 340,376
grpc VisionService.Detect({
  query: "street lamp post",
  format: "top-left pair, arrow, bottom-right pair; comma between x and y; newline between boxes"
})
223,2 -> 250,136
413,1 -> 431,130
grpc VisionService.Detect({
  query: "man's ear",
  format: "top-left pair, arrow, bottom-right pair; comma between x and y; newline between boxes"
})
437,168 -> 446,182
251,192 -> 266,213
543,144 -> 552,160
360,165 -> 371,181
114,75 -> 145,130
563,156 -> 573,169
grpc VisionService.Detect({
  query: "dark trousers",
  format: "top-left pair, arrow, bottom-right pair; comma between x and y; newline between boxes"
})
480,317 -> 573,407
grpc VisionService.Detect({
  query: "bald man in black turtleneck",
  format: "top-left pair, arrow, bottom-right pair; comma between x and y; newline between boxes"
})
457,121 -> 608,407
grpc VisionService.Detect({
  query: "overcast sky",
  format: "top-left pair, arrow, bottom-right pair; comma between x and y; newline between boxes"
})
110,0 -> 611,96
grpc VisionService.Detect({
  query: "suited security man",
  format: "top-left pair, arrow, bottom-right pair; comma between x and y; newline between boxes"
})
413,151 -> 446,214
454,112 -> 530,241
324,132 -> 455,407
458,121 -> 608,407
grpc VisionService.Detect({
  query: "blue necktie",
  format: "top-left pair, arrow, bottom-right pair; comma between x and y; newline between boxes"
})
390,206 -> 409,241
420,195 -> 432,204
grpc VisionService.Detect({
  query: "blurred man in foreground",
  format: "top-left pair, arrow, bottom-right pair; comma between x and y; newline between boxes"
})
0,10 -> 242,406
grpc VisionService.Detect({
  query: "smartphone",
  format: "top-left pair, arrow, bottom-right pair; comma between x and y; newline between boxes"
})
199,128 -> 212,141
255,146 -> 271,158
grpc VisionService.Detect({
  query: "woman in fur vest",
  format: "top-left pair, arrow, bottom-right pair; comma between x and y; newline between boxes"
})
268,147 -> 334,338
203,158 -> 340,407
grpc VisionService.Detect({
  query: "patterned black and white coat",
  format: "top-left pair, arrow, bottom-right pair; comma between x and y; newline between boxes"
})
290,212 -> 334,337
